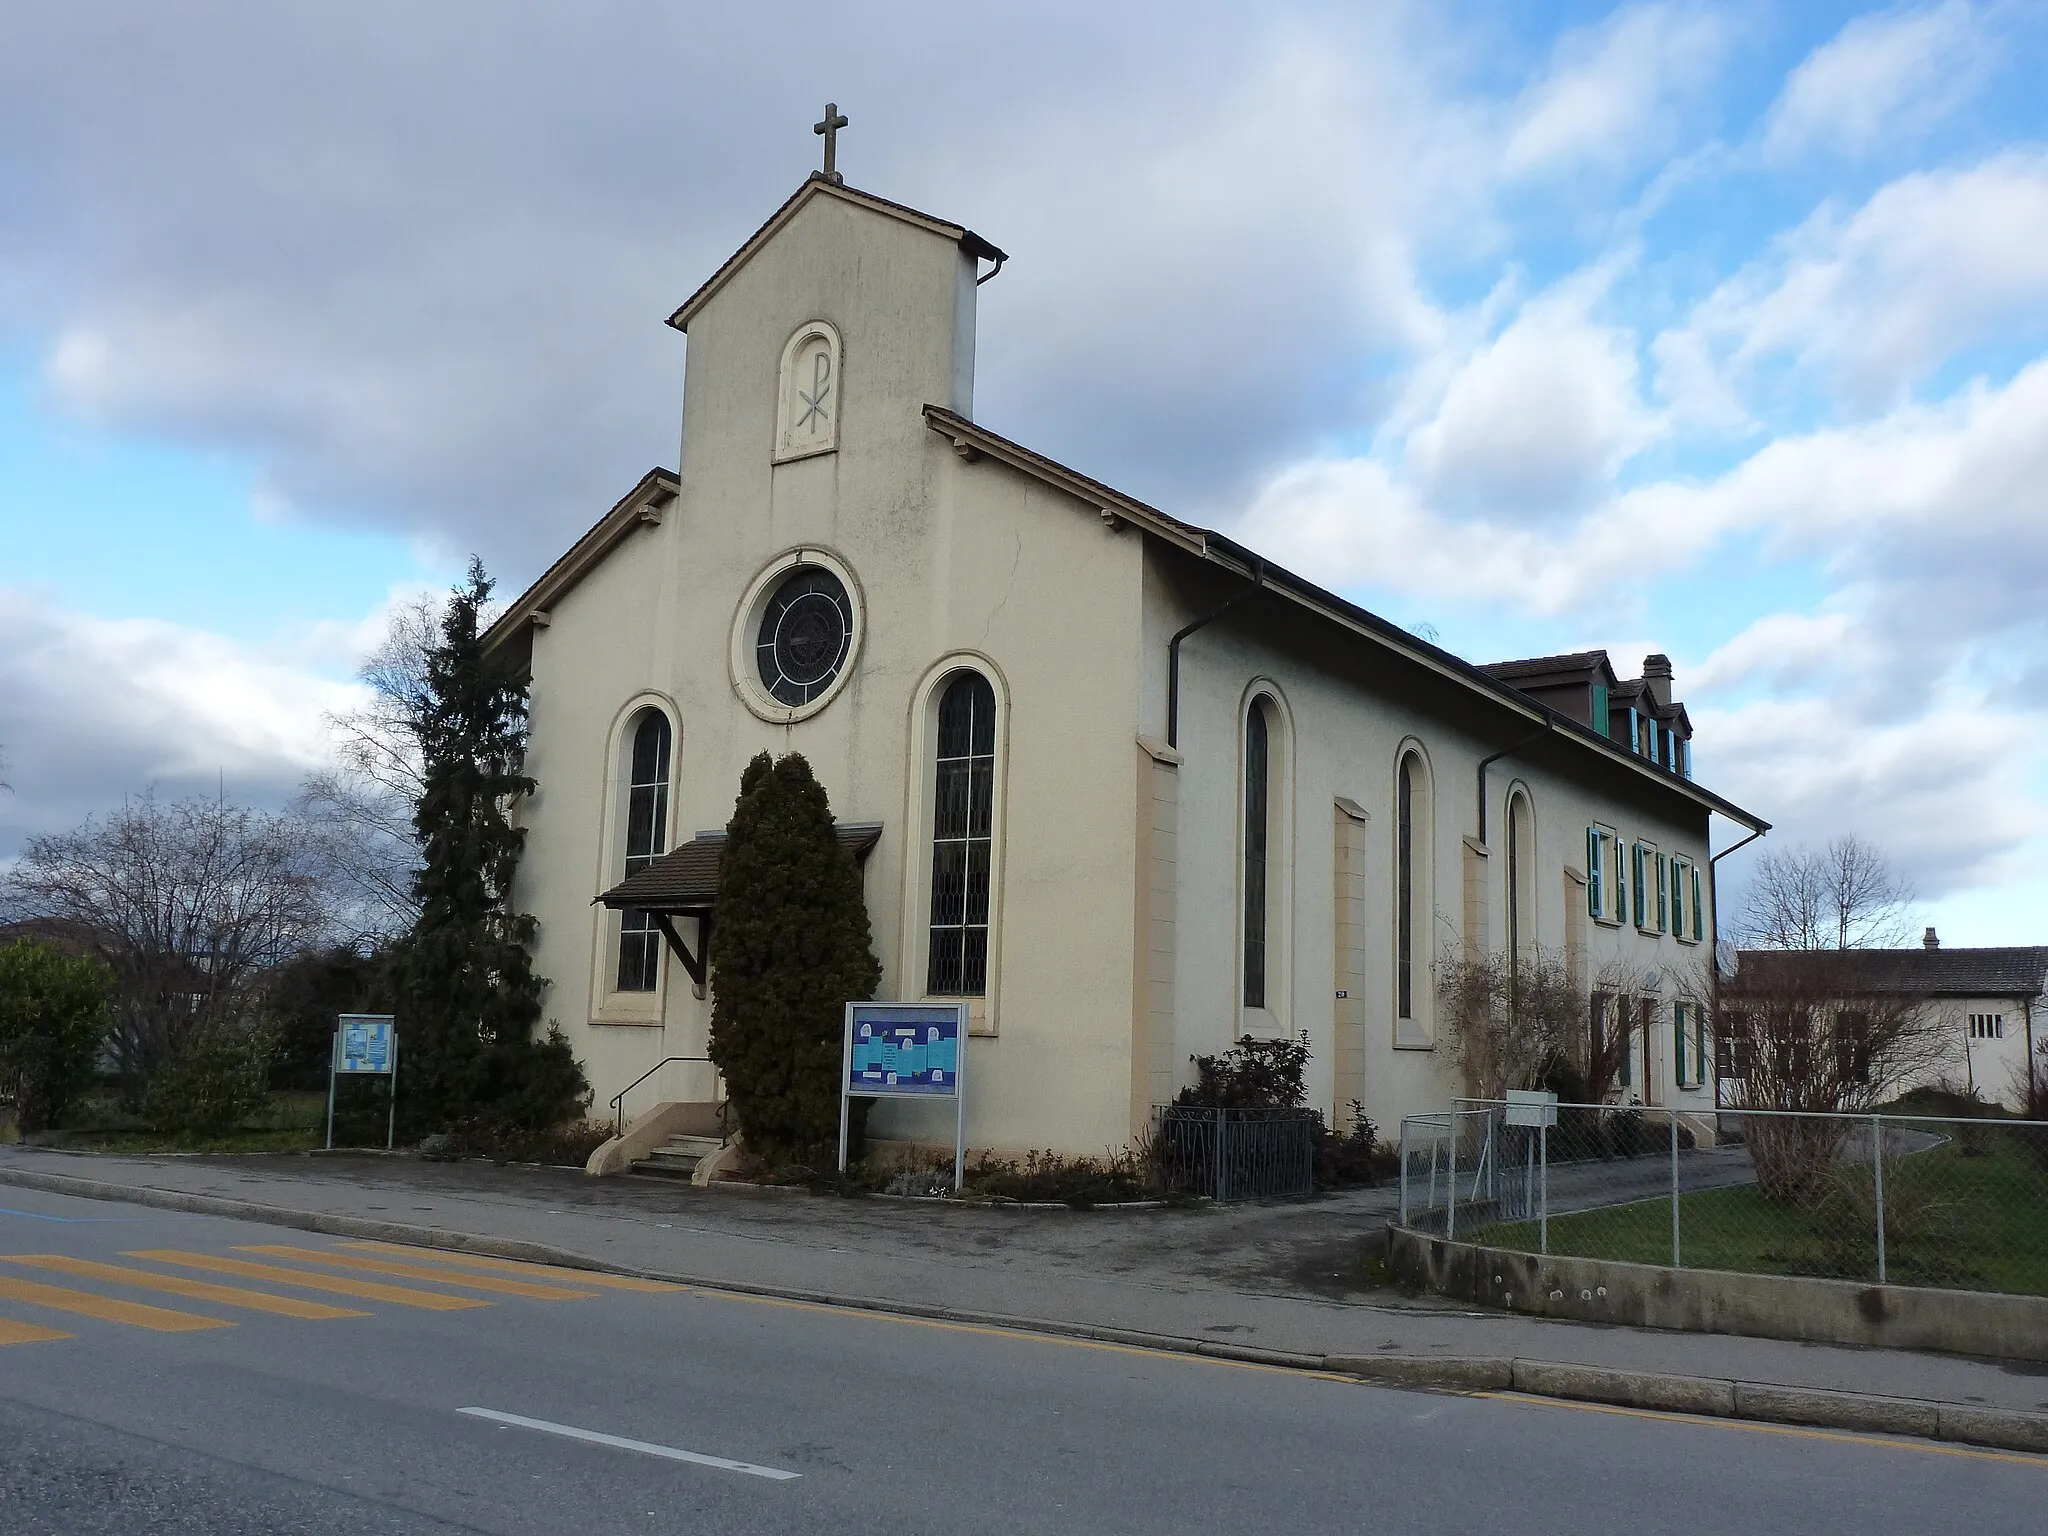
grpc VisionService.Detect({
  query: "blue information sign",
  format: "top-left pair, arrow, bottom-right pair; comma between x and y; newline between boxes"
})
336,1015 -> 395,1075
838,1001 -> 968,1188
847,1004 -> 961,1096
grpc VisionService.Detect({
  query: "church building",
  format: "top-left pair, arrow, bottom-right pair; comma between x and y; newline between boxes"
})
483,147 -> 1770,1162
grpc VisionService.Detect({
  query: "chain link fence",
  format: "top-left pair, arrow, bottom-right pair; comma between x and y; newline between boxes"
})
1399,1101 -> 2048,1295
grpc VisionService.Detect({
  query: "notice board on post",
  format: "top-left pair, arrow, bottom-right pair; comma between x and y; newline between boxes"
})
838,1002 -> 967,1188
327,1013 -> 398,1151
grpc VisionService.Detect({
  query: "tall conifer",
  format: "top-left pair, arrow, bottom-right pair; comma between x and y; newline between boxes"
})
707,752 -> 881,1162
392,559 -> 584,1134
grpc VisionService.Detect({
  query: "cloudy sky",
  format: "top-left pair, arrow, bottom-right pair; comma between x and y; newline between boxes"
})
2,1 -> 2044,939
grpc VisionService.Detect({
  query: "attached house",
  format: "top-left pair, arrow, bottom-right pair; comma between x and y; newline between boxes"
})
1732,932 -> 2047,1111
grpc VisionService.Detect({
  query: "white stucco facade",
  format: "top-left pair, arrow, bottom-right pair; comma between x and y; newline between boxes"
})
487,175 -> 1767,1156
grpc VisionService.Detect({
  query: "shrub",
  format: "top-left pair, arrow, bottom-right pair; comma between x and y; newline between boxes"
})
141,1021 -> 277,1139
1316,1101 -> 1388,1188
1176,1035 -> 1309,1110
706,753 -> 881,1163
0,940 -> 111,1135
967,1149 -> 1153,1206
442,1116 -> 613,1167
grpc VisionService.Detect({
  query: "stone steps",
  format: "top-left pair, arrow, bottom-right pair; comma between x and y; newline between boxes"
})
632,1133 -> 726,1180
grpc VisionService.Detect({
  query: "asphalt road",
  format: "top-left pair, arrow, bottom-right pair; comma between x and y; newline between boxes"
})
0,1187 -> 2039,1535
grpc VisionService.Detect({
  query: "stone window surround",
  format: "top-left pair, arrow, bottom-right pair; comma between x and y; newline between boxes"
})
589,692 -> 682,1027
898,653 -> 1011,1038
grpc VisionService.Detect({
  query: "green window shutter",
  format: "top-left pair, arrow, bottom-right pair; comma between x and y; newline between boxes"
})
1696,1015 -> 1710,1086
1587,828 -> 1601,918
1657,855 -> 1669,932
1631,844 -> 1643,926
1673,1004 -> 1687,1086
1692,865 -> 1704,943
1671,861 -> 1684,935
1592,683 -> 1610,739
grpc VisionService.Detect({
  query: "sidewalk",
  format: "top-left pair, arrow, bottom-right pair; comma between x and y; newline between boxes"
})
3,1146 -> 2045,1422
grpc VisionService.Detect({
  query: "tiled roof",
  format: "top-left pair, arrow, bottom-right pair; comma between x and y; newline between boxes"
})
1734,947 -> 2048,998
1480,651 -> 1609,681
596,823 -> 884,913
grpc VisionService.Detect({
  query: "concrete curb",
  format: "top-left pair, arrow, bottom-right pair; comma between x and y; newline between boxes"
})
5,1163 -> 2045,1457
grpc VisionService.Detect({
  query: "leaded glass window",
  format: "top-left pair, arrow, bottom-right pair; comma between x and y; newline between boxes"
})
1397,755 -> 1415,1021
615,711 -> 671,992
927,672 -> 996,996
1243,703 -> 1270,1009
756,567 -> 853,707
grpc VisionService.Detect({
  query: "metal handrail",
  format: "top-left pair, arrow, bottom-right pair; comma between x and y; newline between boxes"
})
609,1055 -> 716,1141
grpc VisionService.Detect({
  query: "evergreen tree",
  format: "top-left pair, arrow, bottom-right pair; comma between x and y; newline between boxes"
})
707,752 -> 881,1162
0,939 -> 111,1135
391,559 -> 585,1136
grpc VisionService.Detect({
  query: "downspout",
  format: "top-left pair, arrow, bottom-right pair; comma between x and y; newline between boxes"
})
1708,825 -> 1768,1111
1166,558 -> 1264,748
1475,722 -> 1552,845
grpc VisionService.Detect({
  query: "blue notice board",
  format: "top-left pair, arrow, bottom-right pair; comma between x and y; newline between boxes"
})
846,1003 -> 962,1097
335,1014 -> 395,1075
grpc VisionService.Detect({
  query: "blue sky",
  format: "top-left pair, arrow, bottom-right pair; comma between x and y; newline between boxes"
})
1,1 -> 2044,942
0,351 -> 447,644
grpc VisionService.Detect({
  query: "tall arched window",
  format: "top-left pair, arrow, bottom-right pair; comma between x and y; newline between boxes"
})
1243,701 -> 1271,1009
615,710 -> 672,992
1507,789 -> 1535,970
927,671 -> 997,996
1397,754 -> 1416,1022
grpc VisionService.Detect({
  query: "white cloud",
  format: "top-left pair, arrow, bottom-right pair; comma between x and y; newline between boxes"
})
1401,271 -> 1656,518
0,588 -> 373,857
1502,3 -> 1730,180
1699,693 -> 2043,897
1689,611 -> 1858,695
1763,1 -> 1989,160
1657,153 -> 2048,414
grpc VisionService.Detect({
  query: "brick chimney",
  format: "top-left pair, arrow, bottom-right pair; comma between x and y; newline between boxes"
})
1924,926 -> 1940,950
1642,654 -> 1673,707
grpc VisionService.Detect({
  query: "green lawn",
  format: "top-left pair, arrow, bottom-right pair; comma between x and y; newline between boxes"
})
1470,1134 -> 2048,1297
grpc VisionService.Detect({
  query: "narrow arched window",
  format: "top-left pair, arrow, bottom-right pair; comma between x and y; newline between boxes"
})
1507,790 -> 1535,974
615,711 -> 672,992
927,671 -> 996,996
1243,702 -> 1271,1009
1397,754 -> 1415,1022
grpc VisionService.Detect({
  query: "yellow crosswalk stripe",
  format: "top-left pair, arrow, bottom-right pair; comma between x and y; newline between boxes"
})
236,1245 -> 596,1301
0,1275 -> 231,1333
4,1256 -> 369,1320
343,1241 -> 683,1292
124,1250 -> 489,1312
0,1316 -> 72,1346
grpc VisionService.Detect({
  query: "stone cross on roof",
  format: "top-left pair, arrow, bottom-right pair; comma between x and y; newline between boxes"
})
814,102 -> 849,185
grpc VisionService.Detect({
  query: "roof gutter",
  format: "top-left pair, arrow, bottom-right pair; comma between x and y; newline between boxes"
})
1200,530 -> 1769,834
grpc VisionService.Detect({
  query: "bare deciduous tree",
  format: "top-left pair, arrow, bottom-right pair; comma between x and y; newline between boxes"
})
297,594 -> 440,939
1581,954 -> 1657,1103
1737,835 -> 1916,951
1717,951 -> 1951,1205
3,792 -> 334,1080
1437,945 -> 1584,1100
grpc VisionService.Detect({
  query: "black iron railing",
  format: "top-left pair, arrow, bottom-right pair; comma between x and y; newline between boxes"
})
609,1055 -> 721,1141
1149,1105 -> 1318,1201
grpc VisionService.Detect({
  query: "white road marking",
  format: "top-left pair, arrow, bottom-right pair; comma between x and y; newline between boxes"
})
456,1407 -> 801,1481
